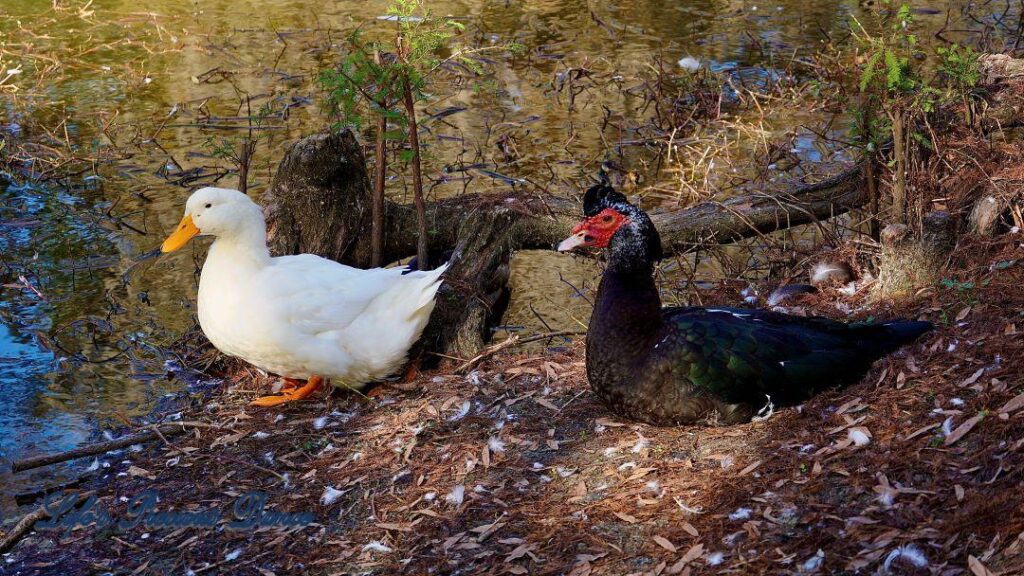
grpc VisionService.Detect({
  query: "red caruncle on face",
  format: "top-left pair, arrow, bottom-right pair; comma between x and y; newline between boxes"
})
570,207 -> 630,248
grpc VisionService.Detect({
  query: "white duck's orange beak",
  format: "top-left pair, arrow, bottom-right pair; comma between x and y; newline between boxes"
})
161,215 -> 200,253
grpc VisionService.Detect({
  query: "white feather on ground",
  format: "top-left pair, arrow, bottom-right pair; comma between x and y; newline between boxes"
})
677,56 -> 701,71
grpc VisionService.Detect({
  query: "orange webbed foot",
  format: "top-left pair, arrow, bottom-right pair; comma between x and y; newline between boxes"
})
400,358 -> 422,383
250,375 -> 324,407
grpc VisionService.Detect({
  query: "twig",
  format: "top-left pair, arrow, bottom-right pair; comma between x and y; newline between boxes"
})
192,550 -> 274,574
213,454 -> 290,484
454,334 -> 520,374
454,331 -> 583,374
518,330 -> 584,345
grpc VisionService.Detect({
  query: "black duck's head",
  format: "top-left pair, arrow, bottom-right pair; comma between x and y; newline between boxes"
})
557,175 -> 663,271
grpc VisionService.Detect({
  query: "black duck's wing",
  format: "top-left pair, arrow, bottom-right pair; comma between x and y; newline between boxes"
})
652,307 -> 928,407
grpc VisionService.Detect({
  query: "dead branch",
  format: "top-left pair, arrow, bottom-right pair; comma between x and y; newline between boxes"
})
0,507 -> 50,554
10,422 -> 229,473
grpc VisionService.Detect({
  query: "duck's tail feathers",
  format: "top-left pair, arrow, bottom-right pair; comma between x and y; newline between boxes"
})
873,320 -> 933,351
405,262 -> 449,310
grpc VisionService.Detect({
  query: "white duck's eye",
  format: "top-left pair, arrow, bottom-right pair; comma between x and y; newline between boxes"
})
204,203 -> 212,208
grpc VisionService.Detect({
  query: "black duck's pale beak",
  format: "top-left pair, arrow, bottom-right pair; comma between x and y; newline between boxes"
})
557,230 -> 589,252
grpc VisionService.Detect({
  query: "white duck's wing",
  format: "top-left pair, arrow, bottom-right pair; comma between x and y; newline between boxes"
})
259,254 -> 445,335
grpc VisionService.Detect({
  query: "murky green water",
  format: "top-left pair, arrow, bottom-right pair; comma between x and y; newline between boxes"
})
0,0 -> 1009,512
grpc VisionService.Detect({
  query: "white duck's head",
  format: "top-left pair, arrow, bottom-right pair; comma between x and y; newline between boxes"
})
161,187 -> 266,253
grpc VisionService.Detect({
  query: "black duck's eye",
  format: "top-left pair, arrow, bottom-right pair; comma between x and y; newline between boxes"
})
602,215 -> 613,223
205,203 -> 212,208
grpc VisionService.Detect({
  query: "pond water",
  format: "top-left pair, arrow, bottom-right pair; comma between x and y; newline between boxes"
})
0,0 -> 1008,513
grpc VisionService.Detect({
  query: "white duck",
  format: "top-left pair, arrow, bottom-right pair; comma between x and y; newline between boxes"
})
160,187 -> 447,406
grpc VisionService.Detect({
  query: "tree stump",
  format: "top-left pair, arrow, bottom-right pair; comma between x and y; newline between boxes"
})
264,131 -> 375,266
419,207 -> 517,359
877,211 -> 956,299
969,195 -> 1008,237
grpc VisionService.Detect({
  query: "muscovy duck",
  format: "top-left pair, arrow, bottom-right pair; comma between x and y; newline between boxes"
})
557,180 -> 931,426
